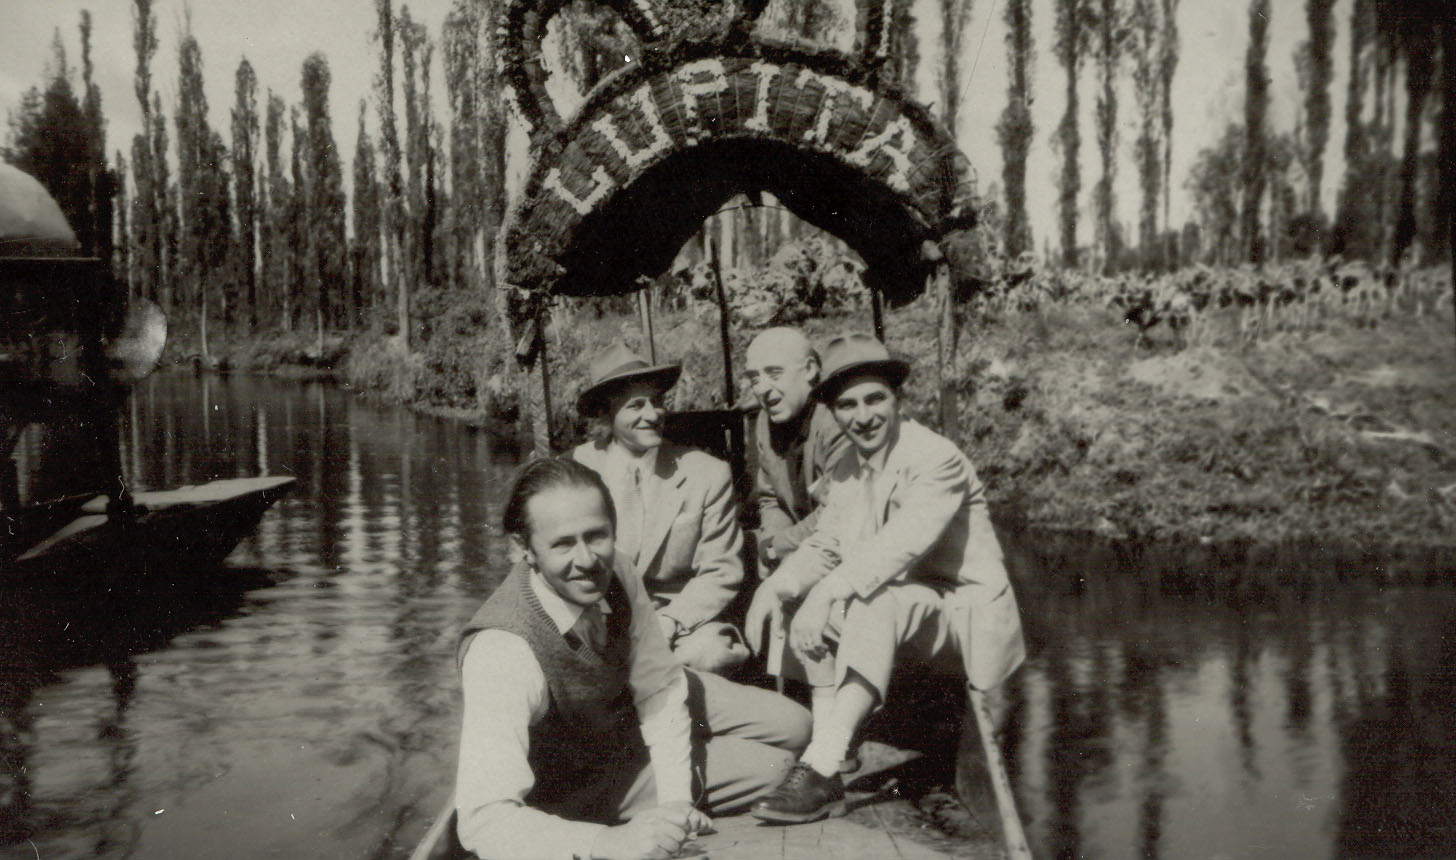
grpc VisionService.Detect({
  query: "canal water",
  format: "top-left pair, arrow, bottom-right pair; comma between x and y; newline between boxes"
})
1,374 -> 1452,859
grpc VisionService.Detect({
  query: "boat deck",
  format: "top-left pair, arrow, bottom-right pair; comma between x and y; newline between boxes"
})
697,813 -> 1000,859
692,780 -> 1006,859
678,740 -> 1006,860
409,683 -> 1024,860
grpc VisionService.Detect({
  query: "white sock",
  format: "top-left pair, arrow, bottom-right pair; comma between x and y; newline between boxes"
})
800,708 -> 855,778
809,685 -> 836,739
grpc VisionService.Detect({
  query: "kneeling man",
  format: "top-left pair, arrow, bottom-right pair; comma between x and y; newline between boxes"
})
745,333 -> 1025,823
455,458 -> 809,859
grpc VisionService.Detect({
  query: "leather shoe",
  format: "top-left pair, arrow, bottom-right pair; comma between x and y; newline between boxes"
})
750,762 -> 846,823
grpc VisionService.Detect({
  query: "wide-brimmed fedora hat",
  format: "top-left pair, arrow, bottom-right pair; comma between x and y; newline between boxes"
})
576,342 -> 682,416
811,332 -> 911,402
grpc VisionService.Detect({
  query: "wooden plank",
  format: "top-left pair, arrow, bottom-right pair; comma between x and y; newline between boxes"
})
958,690 -> 1031,860
407,794 -> 458,860
695,808 -> 962,859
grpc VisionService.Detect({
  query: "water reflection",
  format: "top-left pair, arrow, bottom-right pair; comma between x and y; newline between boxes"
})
4,374 -> 517,859
1008,536 -> 1456,859
3,374 -> 1454,859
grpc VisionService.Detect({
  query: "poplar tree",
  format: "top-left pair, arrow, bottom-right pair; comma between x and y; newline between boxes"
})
1157,0 -> 1179,262
400,7 -> 429,291
301,53 -> 348,329
374,0 -> 408,345
1297,0 -> 1334,219
1092,0 -> 1123,271
288,106 -> 306,331
114,151 -> 130,287
1054,0 -> 1088,267
1388,11 -> 1435,266
131,0 -> 159,300
175,32 -> 209,315
232,59 -> 260,329
938,0 -> 975,137
443,5 -> 482,296
262,91 -> 288,327
1440,12 -> 1456,266
4,36 -> 91,251
1333,0 -> 1372,257
352,100 -> 382,324
885,0 -> 921,94
78,12 -> 115,266
997,0 -> 1034,257
1130,0 -> 1162,269
151,91 -> 176,312
1241,0 -> 1270,264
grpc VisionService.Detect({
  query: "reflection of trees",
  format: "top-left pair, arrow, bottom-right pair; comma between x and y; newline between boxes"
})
0,576 -> 258,850
1228,601 -> 1259,779
0,682 -> 36,844
1137,672 -> 1166,859
94,658 -> 140,855
1004,531 -> 1456,859
1335,600 -> 1456,857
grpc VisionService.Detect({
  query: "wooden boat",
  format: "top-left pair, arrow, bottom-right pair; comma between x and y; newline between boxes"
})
406,725 -> 1020,860
1,475 -> 296,576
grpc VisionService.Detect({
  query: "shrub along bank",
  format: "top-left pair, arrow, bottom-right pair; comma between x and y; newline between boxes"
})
163,284 -> 1456,554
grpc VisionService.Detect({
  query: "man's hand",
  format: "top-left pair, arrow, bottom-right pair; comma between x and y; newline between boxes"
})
590,807 -> 690,860
657,614 -> 681,647
656,801 -> 714,837
745,571 -> 799,654
789,581 -> 840,661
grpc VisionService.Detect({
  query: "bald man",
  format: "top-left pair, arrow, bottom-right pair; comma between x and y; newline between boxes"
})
744,328 -> 851,571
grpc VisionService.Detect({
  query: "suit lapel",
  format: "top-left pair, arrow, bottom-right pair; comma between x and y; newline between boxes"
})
874,421 -> 914,525
637,448 -> 686,572
759,413 -> 796,512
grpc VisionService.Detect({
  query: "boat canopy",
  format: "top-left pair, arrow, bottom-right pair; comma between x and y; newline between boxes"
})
0,164 -> 81,259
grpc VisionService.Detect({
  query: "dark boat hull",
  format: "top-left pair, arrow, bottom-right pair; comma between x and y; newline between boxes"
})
2,476 -> 296,578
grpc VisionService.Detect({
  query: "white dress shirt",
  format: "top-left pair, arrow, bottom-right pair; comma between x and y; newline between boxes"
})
603,444 -> 659,516
455,562 -> 692,860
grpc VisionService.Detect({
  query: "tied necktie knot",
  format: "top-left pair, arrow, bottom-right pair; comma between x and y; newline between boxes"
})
571,603 -> 608,654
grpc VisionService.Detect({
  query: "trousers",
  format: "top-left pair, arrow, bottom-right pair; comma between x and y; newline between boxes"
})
789,581 -> 958,703
545,669 -> 810,822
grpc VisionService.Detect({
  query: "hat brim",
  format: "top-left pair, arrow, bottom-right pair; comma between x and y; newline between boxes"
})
811,359 -> 911,403
577,363 -> 682,416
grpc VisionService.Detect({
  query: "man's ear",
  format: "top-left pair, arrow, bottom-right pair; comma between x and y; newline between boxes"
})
805,355 -> 821,383
507,532 -> 532,567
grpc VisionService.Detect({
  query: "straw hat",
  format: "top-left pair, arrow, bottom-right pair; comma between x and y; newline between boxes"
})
576,342 -> 681,416
811,332 -> 911,402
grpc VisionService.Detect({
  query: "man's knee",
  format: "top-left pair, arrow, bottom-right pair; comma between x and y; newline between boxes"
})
844,589 -> 900,626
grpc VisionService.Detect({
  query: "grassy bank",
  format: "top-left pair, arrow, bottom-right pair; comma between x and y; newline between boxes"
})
162,286 -> 1456,552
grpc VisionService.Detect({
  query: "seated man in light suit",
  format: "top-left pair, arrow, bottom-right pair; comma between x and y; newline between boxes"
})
571,342 -> 749,674
743,333 -> 1026,823
743,327 -> 850,571
455,458 -> 810,859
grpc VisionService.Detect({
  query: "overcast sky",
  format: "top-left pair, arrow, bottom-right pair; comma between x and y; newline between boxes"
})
1,0 -> 1348,256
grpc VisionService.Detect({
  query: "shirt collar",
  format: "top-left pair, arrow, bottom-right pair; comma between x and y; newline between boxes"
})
528,569 -> 610,633
858,444 -> 891,476
606,440 -> 658,480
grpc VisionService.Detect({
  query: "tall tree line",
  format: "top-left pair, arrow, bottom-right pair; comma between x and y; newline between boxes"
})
2,23 -> 115,260
997,0 -> 1035,258
7,0 -> 1455,342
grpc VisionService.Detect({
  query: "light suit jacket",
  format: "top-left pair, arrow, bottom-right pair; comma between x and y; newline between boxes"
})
753,403 -> 850,562
779,419 -> 1026,690
570,440 -> 744,634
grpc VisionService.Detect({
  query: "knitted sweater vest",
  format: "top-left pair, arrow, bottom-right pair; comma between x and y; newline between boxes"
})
458,564 -> 639,806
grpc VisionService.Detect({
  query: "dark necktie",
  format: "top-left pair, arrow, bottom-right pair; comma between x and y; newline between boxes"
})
570,603 -> 608,654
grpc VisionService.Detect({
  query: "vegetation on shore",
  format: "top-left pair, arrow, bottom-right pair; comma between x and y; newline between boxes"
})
166,258 -> 1456,553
